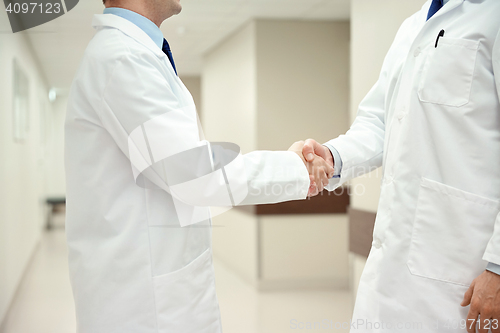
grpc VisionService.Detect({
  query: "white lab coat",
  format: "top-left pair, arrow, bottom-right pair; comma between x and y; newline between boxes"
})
65,14 -> 309,333
326,0 -> 500,331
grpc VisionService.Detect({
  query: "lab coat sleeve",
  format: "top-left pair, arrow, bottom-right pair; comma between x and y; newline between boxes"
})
97,52 -> 310,208
482,28 -> 500,266
322,72 -> 387,191
323,17 -> 414,191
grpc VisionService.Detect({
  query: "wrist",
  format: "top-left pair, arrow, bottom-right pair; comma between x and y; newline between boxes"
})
323,146 -> 334,168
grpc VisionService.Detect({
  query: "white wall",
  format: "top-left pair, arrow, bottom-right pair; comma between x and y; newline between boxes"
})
46,95 -> 67,197
0,12 -> 55,325
0,40 -> 49,326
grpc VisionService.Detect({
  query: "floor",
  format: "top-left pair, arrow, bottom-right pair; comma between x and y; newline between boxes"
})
0,228 -> 353,333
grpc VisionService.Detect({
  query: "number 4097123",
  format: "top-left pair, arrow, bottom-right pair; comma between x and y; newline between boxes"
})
5,2 -> 62,14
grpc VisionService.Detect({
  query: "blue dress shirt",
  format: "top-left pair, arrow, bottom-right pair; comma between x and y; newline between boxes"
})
325,0 -> 500,276
103,7 -> 164,49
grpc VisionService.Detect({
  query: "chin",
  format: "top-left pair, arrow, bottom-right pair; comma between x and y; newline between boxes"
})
163,0 -> 182,19
174,3 -> 182,14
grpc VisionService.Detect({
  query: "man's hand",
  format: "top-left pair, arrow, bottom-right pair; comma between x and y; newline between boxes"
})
288,141 -> 334,197
461,270 -> 500,333
302,138 -> 334,169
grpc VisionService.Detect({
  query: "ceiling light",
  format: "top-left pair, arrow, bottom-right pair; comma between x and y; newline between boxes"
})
48,88 -> 57,102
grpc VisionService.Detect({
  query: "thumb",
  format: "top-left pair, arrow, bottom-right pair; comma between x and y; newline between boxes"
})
461,281 -> 475,307
302,140 -> 314,162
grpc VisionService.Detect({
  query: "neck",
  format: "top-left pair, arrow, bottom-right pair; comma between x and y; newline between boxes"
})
105,0 -> 168,27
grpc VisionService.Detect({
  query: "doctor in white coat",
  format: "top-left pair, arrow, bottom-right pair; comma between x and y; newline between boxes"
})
64,0 -> 333,332
304,0 -> 500,332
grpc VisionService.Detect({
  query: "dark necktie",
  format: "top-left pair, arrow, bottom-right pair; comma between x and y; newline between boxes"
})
162,39 -> 178,76
427,0 -> 444,20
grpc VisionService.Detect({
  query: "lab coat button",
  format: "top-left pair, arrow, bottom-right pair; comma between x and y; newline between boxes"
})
414,47 -> 421,57
373,238 -> 382,249
397,112 -> 405,120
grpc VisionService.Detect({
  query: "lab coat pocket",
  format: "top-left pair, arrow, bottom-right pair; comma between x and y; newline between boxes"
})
418,37 -> 479,107
152,249 -> 221,333
407,178 -> 499,286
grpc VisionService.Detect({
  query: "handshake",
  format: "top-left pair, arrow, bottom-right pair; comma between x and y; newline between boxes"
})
288,139 -> 335,197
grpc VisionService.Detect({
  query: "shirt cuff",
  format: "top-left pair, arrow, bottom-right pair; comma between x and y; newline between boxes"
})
486,262 -> 500,276
323,143 -> 342,179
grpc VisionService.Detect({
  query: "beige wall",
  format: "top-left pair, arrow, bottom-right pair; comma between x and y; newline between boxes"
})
181,76 -> 202,120
0,22 -> 51,324
202,23 -> 260,284
202,23 -> 257,153
260,214 -> 348,289
203,19 -> 350,290
211,209 -> 259,283
255,20 -> 350,150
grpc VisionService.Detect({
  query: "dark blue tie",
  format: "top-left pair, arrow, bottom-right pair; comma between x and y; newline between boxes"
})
162,39 -> 177,75
427,0 -> 444,20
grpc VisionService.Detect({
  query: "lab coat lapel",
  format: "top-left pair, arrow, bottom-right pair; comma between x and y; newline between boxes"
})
92,14 -> 185,90
426,0 -> 465,22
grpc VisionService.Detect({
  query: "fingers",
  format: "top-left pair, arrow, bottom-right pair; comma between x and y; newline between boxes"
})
492,318 -> 500,333
297,139 -> 333,193
466,310 -> 479,333
316,156 -> 334,186
478,316 -> 493,333
464,280 -> 478,333
466,300 -> 480,333
325,161 -> 335,179
462,282 -> 474,307
306,159 -> 330,193
463,271 -> 500,333
308,175 -> 319,197
303,139 -> 326,162
317,166 -> 330,188
307,165 -> 330,197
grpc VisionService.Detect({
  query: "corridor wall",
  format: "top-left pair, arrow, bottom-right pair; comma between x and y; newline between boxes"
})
0,13 -> 52,325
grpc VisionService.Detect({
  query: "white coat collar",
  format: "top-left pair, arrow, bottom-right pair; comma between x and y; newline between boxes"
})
92,14 -> 166,59
423,0 -> 466,22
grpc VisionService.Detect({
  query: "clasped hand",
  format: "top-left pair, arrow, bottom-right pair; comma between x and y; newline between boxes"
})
288,139 -> 334,197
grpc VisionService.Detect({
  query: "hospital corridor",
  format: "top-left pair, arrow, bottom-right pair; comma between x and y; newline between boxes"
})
2,0 -> 499,332
1,219 -> 352,333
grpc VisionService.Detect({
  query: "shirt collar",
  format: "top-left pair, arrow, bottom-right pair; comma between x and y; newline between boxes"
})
103,7 -> 164,49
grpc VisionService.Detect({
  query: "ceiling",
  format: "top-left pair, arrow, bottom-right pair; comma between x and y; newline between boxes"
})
15,0 -> 350,91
